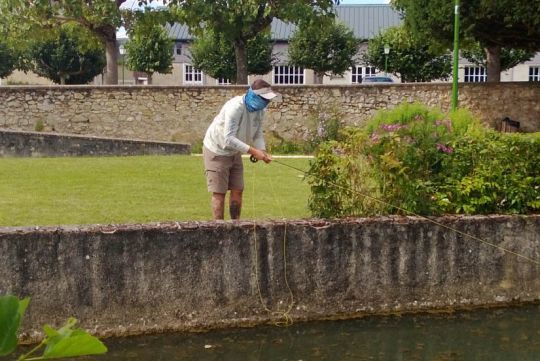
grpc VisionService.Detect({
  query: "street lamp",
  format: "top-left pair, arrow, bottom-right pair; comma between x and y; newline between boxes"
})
119,44 -> 125,84
383,44 -> 391,77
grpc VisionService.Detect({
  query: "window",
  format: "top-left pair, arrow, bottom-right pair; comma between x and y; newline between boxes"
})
464,66 -> 486,82
273,66 -> 304,85
175,44 -> 181,55
184,65 -> 203,84
217,77 -> 232,85
529,66 -> 540,82
351,66 -> 377,84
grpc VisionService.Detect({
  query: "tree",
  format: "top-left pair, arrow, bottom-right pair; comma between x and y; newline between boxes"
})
462,44 -> 534,73
124,22 -> 173,84
190,29 -> 274,83
392,0 -> 540,82
0,42 -> 17,79
30,28 -> 106,85
0,0 -> 127,84
162,0 -> 340,84
364,26 -> 451,83
288,19 -> 359,84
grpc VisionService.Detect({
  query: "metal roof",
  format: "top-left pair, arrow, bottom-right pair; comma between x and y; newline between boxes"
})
167,5 -> 402,41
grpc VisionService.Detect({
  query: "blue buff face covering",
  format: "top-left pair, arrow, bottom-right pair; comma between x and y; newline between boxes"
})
244,87 -> 270,112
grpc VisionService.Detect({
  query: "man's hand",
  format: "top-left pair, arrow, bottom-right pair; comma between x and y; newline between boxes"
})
248,147 -> 272,163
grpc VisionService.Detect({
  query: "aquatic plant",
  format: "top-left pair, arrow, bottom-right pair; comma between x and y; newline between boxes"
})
0,295 -> 107,360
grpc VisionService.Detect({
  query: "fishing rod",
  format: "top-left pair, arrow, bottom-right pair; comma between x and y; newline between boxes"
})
250,155 -> 540,266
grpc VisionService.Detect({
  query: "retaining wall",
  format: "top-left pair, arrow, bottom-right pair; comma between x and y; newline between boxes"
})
1,215 -> 539,342
0,129 -> 190,157
0,83 -> 538,147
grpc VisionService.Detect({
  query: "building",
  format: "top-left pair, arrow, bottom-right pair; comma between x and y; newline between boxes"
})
4,5 -> 540,86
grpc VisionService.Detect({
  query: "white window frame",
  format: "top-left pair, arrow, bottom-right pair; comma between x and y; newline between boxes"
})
216,77 -> 232,85
529,66 -> 540,82
184,64 -> 203,84
273,65 -> 305,85
351,66 -> 377,84
464,66 -> 486,83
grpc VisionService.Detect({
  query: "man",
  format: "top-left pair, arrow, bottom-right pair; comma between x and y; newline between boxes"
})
203,79 -> 278,220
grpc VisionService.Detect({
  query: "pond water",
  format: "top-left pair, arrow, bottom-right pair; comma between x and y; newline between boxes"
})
84,304 -> 539,361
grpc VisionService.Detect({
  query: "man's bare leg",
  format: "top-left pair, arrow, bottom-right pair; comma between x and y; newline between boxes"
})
229,190 -> 243,220
212,192 -> 226,220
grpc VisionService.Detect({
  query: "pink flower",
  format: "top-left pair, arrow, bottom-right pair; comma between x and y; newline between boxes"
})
436,143 -> 454,154
380,124 -> 406,132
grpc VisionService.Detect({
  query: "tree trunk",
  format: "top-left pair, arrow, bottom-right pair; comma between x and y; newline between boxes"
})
147,73 -> 153,85
314,73 -> 324,84
92,24 -> 120,85
485,45 -> 501,83
234,39 -> 248,85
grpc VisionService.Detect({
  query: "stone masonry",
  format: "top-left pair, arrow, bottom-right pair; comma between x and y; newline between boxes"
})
0,83 -> 538,147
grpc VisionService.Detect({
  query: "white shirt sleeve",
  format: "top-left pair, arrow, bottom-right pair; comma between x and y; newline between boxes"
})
252,112 -> 266,151
223,100 -> 250,153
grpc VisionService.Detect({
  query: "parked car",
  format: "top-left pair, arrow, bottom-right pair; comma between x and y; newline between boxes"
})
362,76 -> 394,84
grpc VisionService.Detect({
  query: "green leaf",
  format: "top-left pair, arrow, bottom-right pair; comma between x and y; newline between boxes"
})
0,295 -> 29,356
42,319 -> 107,359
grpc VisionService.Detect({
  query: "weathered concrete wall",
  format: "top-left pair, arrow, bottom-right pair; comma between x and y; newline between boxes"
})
0,83 -> 538,147
0,130 -> 190,157
0,215 -> 538,341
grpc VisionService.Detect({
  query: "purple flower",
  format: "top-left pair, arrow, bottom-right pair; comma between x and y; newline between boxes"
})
380,124 -> 406,132
436,143 -> 454,154
370,133 -> 380,143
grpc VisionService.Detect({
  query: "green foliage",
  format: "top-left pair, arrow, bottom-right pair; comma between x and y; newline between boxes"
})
34,120 -> 45,132
0,295 -> 107,360
0,42 -> 17,78
157,0 -> 339,83
364,26 -> 451,82
0,0 -> 124,84
0,296 -> 29,356
393,0 -> 540,51
125,20 -> 173,84
462,44 -> 535,71
29,27 -> 106,85
288,20 -> 359,79
392,0 -> 540,81
307,103 -> 540,217
190,29 -> 274,82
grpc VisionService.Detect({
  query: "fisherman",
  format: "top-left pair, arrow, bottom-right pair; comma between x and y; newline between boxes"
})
202,79 -> 278,220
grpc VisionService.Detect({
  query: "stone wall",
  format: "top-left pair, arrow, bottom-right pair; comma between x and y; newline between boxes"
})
0,129 -> 190,157
0,83 -> 538,147
1,215 -> 538,342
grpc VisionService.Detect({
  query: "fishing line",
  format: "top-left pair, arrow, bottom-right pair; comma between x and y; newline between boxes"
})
249,159 -> 295,327
268,158 -> 540,267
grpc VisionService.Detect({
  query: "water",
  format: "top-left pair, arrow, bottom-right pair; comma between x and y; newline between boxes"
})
74,305 -> 540,360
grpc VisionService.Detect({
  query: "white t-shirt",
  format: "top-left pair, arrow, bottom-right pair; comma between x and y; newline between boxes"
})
203,95 -> 266,156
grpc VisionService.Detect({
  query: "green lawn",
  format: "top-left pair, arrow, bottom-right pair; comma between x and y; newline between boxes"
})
0,155 -> 312,227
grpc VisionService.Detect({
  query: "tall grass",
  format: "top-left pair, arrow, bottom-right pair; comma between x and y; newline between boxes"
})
0,155 -> 311,227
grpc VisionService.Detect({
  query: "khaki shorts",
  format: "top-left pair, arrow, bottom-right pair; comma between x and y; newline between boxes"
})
203,146 -> 244,193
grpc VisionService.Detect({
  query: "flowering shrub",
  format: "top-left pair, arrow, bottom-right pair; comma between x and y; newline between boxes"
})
307,103 -> 539,217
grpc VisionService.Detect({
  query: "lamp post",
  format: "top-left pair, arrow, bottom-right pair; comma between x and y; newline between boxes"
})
119,44 -> 125,85
451,0 -> 460,110
384,44 -> 390,77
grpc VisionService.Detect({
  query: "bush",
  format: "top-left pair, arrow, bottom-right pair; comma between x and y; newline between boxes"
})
307,103 -> 539,217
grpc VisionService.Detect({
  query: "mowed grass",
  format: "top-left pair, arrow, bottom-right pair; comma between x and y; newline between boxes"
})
0,155 -> 312,227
